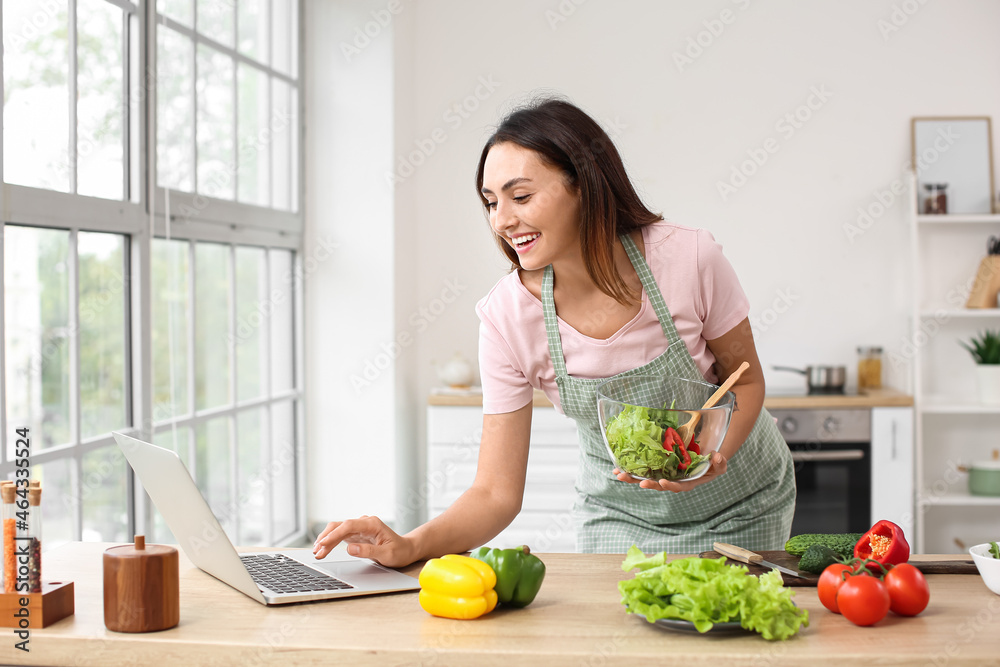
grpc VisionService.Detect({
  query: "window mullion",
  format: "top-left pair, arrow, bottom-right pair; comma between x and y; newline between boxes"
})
122,11 -> 130,202
233,0 -> 239,202
69,0 -> 79,194
267,77 -> 273,209
228,244 -> 238,543
69,230 -> 81,447
263,250 -> 273,545
103,0 -> 139,13
191,32 -> 199,198
187,240 -> 197,475
232,59 -> 239,203
285,84 -> 292,211
69,229 -> 82,539
267,0 -> 273,77
134,0 -> 156,544
294,251 -> 305,539
268,0 -> 273,209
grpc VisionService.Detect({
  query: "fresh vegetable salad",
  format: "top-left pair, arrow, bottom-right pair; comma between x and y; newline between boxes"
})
604,403 -> 710,481
619,546 -> 809,640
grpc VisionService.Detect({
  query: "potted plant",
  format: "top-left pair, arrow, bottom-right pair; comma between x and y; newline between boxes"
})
960,330 -> 1000,404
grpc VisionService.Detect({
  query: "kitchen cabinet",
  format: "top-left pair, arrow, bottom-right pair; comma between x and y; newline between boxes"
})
871,407 -> 914,537
908,173 -> 1000,552
426,399 -> 579,552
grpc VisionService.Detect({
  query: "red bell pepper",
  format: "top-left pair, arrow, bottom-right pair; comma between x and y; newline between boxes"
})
662,427 -> 675,452
662,427 -> 691,470
676,442 -> 691,470
854,520 -> 910,571
686,434 -> 700,455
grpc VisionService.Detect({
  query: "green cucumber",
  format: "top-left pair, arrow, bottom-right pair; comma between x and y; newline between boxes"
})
798,544 -> 842,574
784,533 -> 863,559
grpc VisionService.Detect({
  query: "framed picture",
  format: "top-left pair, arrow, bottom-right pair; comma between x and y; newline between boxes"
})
911,116 -> 995,215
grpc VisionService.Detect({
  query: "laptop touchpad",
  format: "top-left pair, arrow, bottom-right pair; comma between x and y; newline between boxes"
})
308,559 -> 402,582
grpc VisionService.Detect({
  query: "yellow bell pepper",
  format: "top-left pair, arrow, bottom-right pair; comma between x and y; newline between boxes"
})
418,554 -> 499,619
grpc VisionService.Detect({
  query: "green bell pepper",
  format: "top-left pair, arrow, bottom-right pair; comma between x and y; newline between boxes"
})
469,545 -> 546,608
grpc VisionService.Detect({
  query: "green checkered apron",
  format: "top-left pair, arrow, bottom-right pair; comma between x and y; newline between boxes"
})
542,233 -> 796,554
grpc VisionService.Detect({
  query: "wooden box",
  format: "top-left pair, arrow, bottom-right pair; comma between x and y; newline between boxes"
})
0,581 -> 75,628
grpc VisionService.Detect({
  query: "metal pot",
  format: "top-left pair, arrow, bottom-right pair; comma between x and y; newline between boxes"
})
773,365 -> 847,394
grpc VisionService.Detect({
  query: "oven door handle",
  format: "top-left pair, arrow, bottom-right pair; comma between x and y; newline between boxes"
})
790,449 -> 866,462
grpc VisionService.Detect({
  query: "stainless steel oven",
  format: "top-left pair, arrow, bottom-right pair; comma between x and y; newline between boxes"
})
771,408 -> 872,535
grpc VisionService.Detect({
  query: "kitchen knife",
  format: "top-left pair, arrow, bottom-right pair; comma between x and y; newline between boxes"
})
712,542 -> 807,579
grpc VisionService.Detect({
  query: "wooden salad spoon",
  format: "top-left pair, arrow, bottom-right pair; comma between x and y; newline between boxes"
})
676,361 -> 750,444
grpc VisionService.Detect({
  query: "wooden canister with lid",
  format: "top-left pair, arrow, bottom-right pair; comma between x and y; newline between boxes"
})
103,535 -> 179,632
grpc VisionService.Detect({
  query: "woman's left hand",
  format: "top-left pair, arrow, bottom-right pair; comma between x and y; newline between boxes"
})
613,451 -> 728,492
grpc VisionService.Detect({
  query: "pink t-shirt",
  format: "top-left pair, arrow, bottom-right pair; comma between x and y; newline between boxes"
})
476,221 -> 750,414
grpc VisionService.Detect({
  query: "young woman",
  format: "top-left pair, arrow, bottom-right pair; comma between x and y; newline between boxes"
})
314,98 -> 795,566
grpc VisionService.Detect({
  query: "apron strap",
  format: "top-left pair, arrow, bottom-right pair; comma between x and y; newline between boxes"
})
541,265 -> 568,379
619,233 -> 681,345
543,231 -> 685,380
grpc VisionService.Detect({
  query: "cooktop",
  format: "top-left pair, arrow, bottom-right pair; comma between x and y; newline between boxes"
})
767,386 -> 858,398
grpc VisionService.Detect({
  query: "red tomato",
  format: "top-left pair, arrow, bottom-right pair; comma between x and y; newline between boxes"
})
817,563 -> 853,614
837,573 -> 890,626
884,563 -> 930,616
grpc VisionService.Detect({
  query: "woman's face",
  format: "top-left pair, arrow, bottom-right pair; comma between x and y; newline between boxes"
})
480,142 -> 581,271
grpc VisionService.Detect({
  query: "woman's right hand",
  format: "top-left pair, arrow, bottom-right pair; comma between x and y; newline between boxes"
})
312,515 -> 416,568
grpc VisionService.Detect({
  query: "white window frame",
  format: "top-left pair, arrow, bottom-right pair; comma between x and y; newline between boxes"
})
0,0 -> 306,548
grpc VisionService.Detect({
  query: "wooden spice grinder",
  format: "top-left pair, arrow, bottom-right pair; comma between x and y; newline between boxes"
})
103,535 -> 179,632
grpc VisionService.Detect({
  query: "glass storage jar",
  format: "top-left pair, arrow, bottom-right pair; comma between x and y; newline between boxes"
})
857,346 -> 883,391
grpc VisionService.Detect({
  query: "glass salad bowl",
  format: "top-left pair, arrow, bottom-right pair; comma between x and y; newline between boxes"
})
596,375 -> 735,483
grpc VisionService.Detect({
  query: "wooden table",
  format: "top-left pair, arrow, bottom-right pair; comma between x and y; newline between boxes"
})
3,543 -> 998,666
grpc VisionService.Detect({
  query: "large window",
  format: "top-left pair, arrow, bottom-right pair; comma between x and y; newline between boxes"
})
0,0 -> 304,550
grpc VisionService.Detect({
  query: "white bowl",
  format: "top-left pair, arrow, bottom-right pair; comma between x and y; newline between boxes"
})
969,543 -> 1000,595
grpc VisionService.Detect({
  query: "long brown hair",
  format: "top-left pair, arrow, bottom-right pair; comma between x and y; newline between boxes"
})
475,97 -> 662,305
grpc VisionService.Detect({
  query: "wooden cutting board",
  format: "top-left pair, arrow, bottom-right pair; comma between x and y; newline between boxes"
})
698,550 -> 979,587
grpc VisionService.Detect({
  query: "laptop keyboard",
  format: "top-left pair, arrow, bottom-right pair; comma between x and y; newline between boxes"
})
241,553 -> 354,594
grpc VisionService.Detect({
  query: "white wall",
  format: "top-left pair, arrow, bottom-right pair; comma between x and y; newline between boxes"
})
305,0 -> 1000,533
303,1 -> 398,529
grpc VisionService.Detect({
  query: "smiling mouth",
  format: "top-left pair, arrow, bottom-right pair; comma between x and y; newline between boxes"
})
512,233 -> 540,248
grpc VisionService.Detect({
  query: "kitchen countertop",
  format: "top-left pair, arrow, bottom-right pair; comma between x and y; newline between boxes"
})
428,387 -> 914,409
9,542 -> 996,666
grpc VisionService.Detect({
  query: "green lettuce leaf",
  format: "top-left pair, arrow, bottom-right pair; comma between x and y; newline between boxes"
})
989,541 -> 1000,559
604,404 -> 710,480
619,548 -> 809,641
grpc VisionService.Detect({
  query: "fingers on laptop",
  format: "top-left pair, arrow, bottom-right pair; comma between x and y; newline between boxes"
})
312,516 -> 384,559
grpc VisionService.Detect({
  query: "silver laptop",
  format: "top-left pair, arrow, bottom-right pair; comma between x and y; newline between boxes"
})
112,431 -> 419,605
